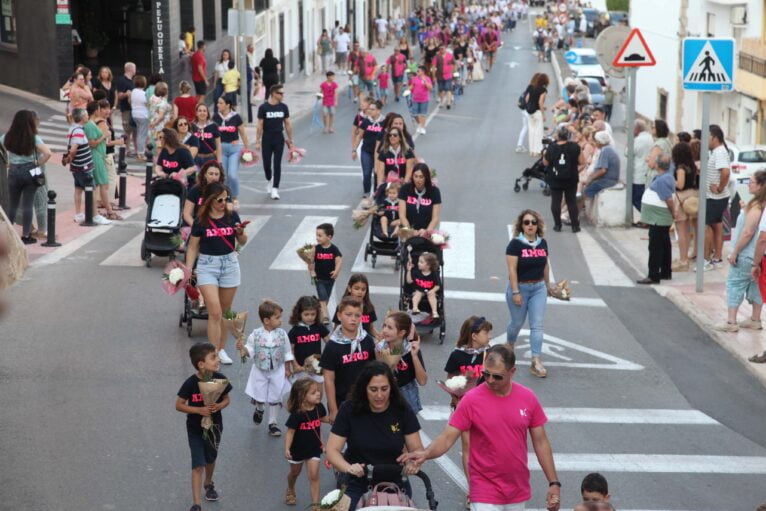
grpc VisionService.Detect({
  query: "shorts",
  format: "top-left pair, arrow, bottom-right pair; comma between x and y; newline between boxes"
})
392,75 -> 404,84
471,502 -> 525,511
412,101 -> 429,116
72,170 -> 94,189
350,75 -> 360,86
196,252 -> 241,288
194,80 -> 207,95
335,51 -> 347,65
288,456 -> 321,465
245,365 -> 288,404
188,429 -> 219,469
322,105 -> 336,115
706,197 -> 728,225
315,278 -> 335,301
438,79 -> 453,92
120,111 -> 134,135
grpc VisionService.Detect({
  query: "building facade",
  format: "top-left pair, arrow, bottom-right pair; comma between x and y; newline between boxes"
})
631,0 -> 766,145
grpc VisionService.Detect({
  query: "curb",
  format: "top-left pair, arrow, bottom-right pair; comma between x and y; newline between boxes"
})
0,84 -> 64,112
655,285 -> 766,389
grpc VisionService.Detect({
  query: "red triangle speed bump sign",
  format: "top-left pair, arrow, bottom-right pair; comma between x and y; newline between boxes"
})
612,28 -> 656,67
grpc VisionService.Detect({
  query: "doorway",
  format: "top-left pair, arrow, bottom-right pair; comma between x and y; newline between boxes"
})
279,13 -> 286,82
298,2 -> 305,72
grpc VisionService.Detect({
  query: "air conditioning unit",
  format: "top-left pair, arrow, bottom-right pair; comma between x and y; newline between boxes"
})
731,6 -> 747,25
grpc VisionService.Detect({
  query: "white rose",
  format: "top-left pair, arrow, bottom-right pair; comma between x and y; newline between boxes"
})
453,71 -> 460,78
431,233 -> 445,245
444,375 -> 467,390
311,359 -> 321,374
316,92 -> 324,98
242,152 -> 253,163
321,489 -> 342,506
168,267 -> 185,285
402,89 -> 411,97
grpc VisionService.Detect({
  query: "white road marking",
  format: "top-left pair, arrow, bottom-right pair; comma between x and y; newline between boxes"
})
576,228 -> 635,287
269,216 -> 337,270
369,285 -> 607,307
528,453 -> 766,474
417,430 -> 468,493
240,182 -> 327,194
235,215 -> 270,254
351,227 -> 399,274
99,232 -> 145,267
283,171 -> 358,177
283,164 -> 360,169
508,225 -> 555,281
419,406 -> 718,424
238,203 -> 349,210
442,221 -> 475,280
489,331 -> 644,370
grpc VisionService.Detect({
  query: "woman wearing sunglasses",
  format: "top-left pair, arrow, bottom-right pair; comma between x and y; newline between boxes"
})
185,182 -> 248,366
505,209 -> 556,378
375,127 -> 415,186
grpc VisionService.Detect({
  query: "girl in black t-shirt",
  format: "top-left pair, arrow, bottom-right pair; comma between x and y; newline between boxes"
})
154,128 -> 196,182
332,274 -> 379,338
191,103 -> 222,169
185,182 -> 248,366
256,86 -> 293,200
375,127 -> 415,184
377,312 -> 427,413
284,378 -> 329,508
183,160 -> 226,227
288,296 -> 330,370
351,100 -> 385,198
214,96 -> 250,206
407,252 -> 441,318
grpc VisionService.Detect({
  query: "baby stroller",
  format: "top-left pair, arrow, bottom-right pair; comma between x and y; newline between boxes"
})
179,278 -> 208,337
141,177 -> 185,267
355,464 -> 438,510
364,184 -> 401,270
513,137 -> 552,197
398,236 -> 446,344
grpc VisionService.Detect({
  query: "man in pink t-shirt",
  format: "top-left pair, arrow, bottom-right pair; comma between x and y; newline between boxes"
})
319,71 -> 339,133
407,65 -> 433,135
388,48 -> 407,101
399,345 -> 561,511
432,45 -> 456,109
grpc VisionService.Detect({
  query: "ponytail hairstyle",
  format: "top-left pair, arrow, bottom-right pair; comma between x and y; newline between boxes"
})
455,315 -> 493,348
342,274 -> 375,315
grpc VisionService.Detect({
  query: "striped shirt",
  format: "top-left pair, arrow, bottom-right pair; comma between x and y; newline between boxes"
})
67,125 -> 93,171
707,145 -> 731,200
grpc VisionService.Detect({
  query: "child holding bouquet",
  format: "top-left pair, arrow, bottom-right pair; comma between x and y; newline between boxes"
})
284,378 -> 329,508
377,311 -> 427,413
176,342 -> 232,511
407,252 -> 441,319
238,299 -> 295,437
311,223 -> 342,325
288,296 -> 329,381
332,273 -> 379,338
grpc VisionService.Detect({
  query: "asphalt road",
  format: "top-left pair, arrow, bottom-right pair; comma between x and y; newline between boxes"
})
3,12 -> 766,511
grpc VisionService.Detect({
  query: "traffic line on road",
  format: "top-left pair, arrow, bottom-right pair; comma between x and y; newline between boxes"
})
576,228 -> 635,287
418,406 -> 719,424
442,221 -> 475,280
529,453 -> 766,474
369,285 -> 607,307
236,215 -> 270,253
100,232 -> 145,267
238,203 -> 349,210
269,215 -> 337,270
284,164 -> 360,169
418,430 -> 468,494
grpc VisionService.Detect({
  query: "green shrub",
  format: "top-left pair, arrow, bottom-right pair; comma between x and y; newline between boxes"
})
607,0 -> 629,11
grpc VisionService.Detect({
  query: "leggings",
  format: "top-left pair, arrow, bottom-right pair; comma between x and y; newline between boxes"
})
8,164 -> 39,236
261,133 -> 285,188
550,185 -> 579,229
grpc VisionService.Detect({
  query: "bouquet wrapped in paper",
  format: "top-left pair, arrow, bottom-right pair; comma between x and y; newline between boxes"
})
223,309 -> 249,362
287,145 -> 307,164
375,342 -> 404,369
424,229 -> 451,249
315,488 -> 350,511
548,279 -> 572,301
437,374 -> 478,399
240,149 -> 259,167
352,206 -> 377,229
296,242 -> 317,285
398,227 -> 417,242
161,260 -> 191,295
198,376 -> 230,448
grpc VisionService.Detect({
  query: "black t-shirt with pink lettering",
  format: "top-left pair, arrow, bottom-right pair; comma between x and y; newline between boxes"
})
398,183 -> 442,230
285,403 -> 327,461
411,268 -> 440,293
377,148 -> 415,180
213,112 -> 243,144
319,336 -> 376,406
444,350 -> 485,382
359,117 -> 385,154
314,243 -> 342,280
191,211 -> 242,256
332,303 -> 378,334
186,185 -> 203,221
505,238 -> 548,282
395,350 -> 425,388
288,323 -> 330,366
177,372 -> 232,435
157,147 -> 195,176
191,122 -> 221,155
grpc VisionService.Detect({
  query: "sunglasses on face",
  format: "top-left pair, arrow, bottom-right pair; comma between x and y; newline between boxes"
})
481,370 -> 504,381
274,91 -> 284,96
389,133 -> 400,138
177,122 -> 188,127
523,219 -> 538,226
215,197 -> 227,203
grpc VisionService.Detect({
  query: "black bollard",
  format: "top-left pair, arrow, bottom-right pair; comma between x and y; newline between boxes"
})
41,190 -> 62,247
82,174 -> 96,226
117,145 -> 130,210
144,144 -> 154,204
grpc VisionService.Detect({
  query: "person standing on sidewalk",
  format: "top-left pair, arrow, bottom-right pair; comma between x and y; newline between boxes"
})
86,101 -> 122,221
213,49 -> 232,114
670,142 -> 699,272
191,41 -> 209,104
631,119 -> 653,215
116,62 -> 137,156
544,127 -> 583,233
318,30 -> 333,72
637,155 -> 676,284
704,125 -> 731,270
256,84 -> 293,200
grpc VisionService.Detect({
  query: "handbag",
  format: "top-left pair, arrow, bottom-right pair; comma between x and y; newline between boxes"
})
676,191 -> 699,216
359,482 -> 415,507
31,152 -> 45,187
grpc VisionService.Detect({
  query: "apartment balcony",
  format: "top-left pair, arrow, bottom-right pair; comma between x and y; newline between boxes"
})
736,38 -> 766,101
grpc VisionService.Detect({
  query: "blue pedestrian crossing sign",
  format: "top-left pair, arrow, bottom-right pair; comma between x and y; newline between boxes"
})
682,38 -> 735,91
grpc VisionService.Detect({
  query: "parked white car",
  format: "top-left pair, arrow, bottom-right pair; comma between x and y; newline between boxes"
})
728,144 -> 766,203
565,48 -> 607,85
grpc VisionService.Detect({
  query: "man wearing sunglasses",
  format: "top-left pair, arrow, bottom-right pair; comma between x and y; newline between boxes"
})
399,344 -> 560,511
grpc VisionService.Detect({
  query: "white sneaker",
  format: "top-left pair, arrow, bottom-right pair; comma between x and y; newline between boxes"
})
266,179 -> 273,194
271,188 -> 280,200
93,215 -> 112,225
218,349 -> 233,365
73,213 -> 85,223
421,127 -> 426,135
515,145 -> 526,153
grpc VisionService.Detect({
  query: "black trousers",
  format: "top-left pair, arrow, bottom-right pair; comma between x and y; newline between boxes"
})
261,133 -> 285,188
648,224 -> 672,281
550,184 -> 579,228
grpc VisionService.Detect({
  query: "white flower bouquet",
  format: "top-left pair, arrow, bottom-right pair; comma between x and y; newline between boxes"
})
198,375 -> 230,448
315,488 -> 350,511
161,260 -> 191,295
296,242 -> 317,285
287,145 -> 307,164
437,373 -> 478,398
352,205 -> 377,229
240,149 -> 259,167
425,229 -> 450,248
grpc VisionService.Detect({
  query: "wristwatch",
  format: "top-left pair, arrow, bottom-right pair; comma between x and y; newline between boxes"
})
549,481 -> 561,488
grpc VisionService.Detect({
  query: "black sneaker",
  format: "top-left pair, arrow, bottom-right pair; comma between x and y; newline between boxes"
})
572,226 -> 581,233
189,505 -> 202,511
269,423 -> 282,437
553,225 -> 562,232
204,482 -> 219,501
253,407 -> 264,425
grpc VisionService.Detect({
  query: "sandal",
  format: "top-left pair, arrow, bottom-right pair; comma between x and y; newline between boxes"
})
107,212 -> 124,221
285,488 -> 297,505
748,352 -> 766,363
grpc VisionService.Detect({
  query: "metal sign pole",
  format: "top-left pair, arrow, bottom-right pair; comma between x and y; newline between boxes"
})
238,0 -> 249,122
624,67 -> 637,225
695,92 -> 711,291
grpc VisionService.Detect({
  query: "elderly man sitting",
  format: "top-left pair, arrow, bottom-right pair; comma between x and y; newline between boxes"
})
584,131 -> 620,199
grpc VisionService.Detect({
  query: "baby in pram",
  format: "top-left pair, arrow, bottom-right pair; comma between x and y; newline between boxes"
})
375,181 -> 401,239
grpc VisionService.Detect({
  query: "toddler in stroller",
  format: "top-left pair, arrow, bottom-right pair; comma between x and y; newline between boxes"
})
375,181 -> 402,239
407,252 -> 441,319
398,237 -> 446,343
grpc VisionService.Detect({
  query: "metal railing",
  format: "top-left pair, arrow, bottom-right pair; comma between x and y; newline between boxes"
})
740,52 -> 766,78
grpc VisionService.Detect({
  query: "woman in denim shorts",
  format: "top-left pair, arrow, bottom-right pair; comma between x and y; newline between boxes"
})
186,182 -> 248,365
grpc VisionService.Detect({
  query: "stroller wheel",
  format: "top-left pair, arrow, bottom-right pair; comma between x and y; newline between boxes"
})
439,321 -> 446,344
168,252 -> 176,261
371,255 -> 377,268
364,245 -> 369,262
187,317 -> 193,337
179,314 -> 184,328
522,182 -> 529,191
543,187 -> 551,197
513,184 -> 521,193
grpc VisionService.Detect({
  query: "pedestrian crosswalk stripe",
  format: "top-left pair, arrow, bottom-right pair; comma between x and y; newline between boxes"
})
529,453 -> 766,474
442,221 -> 475,280
100,232 -> 145,267
238,203 -> 349,210
419,406 -> 719,424
236,215 -> 270,253
351,227 -> 399,275
269,215 -> 337,270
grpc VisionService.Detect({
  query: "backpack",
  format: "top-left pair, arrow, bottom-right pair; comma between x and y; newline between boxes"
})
517,91 -> 527,110
360,482 -> 416,508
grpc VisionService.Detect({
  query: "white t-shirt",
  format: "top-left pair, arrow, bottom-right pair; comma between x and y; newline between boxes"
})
215,60 -> 229,79
375,18 -> 388,33
334,32 -> 350,53
708,145 -> 731,200
130,88 -> 148,119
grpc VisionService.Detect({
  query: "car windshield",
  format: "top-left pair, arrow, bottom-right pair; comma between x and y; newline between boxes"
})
578,55 -> 599,65
587,81 -> 602,93
583,10 -> 599,21
739,150 -> 766,163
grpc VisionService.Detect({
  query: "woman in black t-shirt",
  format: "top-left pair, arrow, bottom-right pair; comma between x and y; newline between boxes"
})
376,113 -> 416,155
191,103 -> 222,170
505,209 -> 554,379
398,163 -> 442,232
375,127 -> 415,185
214,95 -> 250,206
256,84 -> 293,200
183,160 -> 226,226
154,128 -> 195,182
352,100 -> 385,199
186,182 -> 248,365
326,362 -> 423,511
173,116 -> 200,159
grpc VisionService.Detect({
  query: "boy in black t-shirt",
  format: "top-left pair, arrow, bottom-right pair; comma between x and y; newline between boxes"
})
310,223 -> 342,324
176,342 -> 232,511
